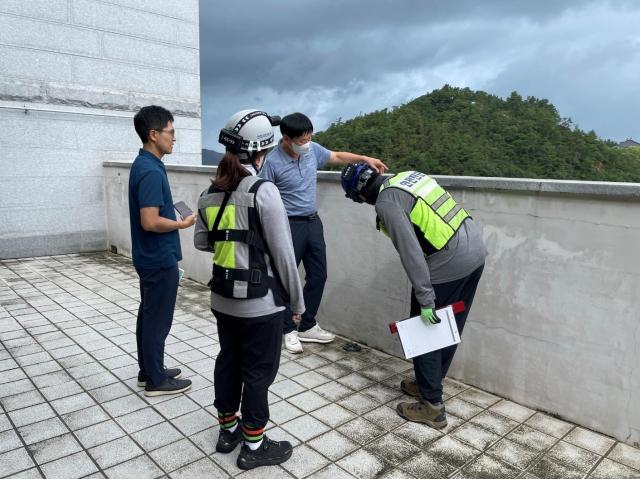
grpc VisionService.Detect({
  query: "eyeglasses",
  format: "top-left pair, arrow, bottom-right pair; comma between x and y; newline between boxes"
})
154,128 -> 176,138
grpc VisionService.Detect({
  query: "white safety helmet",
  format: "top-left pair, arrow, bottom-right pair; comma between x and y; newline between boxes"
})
218,109 -> 281,159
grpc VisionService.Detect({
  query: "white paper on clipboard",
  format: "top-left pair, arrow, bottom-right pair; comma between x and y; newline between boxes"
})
395,305 -> 460,359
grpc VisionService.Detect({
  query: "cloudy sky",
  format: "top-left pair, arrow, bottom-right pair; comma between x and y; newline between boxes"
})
199,0 -> 640,150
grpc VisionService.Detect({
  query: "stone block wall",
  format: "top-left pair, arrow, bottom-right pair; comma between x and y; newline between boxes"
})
0,0 -> 201,259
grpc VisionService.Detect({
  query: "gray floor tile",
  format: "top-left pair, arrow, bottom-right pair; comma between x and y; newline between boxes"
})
337,449 -> 386,479
76,420 -> 126,449
0,429 -> 22,454
282,414 -> 331,442
170,457 -> 228,479
400,449 -> 458,478
486,438 -> 541,470
564,427 -> 615,456
0,447 -> 36,478
308,430 -> 359,461
337,392 -> 381,415
89,436 -> 144,469
172,408 -> 215,436
89,382 -> 132,403
102,394 -> 148,417
115,407 -> 165,435
281,444 -> 330,477
393,420 -> 443,449
61,405 -> 110,431
337,417 -> 386,446
153,396 -> 199,420
50,392 -> 96,415
608,442 -> 640,471
28,432 -> 83,465
546,440 -> 600,472
469,410 -> 519,436
0,378 -> 36,399
187,426 -> 218,455
525,413 -> 574,439
1,390 -> 46,412
490,399 -> 536,423
590,458 -> 640,479
8,403 -> 57,428
526,457 -> 584,479
132,422 -> 184,452
426,435 -> 480,468
270,379 -> 307,399
40,451 -> 98,479
451,422 -> 502,451
459,453 -> 520,479
310,403 -> 356,429
444,397 -> 484,420
149,437 -> 204,473
365,433 -> 421,465
506,425 -> 557,453
18,417 -> 68,445
288,390 -> 330,413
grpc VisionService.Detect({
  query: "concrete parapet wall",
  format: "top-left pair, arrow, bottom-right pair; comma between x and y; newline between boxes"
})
103,162 -> 640,446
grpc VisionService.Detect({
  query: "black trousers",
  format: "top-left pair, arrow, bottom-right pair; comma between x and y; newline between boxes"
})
136,265 -> 179,386
213,309 -> 283,429
411,264 -> 484,404
282,216 -> 327,334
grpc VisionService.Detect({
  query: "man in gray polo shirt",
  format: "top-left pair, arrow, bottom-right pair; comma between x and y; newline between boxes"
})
260,113 -> 387,353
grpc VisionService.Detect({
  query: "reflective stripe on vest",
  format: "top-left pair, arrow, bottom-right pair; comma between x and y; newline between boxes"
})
197,176 -> 272,299
378,171 -> 470,255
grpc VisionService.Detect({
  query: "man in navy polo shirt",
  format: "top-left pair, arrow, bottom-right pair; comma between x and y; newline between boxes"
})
129,105 -> 196,396
260,113 -> 387,353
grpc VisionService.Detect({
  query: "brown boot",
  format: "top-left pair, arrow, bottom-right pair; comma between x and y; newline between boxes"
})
396,400 -> 447,429
400,378 -> 420,398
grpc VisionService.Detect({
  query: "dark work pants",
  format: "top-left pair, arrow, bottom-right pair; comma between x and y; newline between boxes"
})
282,217 -> 327,334
213,309 -> 283,429
411,264 -> 484,404
136,265 -> 179,387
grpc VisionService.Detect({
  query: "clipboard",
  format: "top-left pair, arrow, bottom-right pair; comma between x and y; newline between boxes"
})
389,302 -> 465,359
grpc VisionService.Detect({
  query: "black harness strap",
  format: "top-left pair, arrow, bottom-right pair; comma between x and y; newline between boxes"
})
208,190 -> 231,249
208,229 -> 267,252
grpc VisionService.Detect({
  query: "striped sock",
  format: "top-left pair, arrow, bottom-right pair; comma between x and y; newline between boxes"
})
218,412 -> 238,433
242,423 -> 264,450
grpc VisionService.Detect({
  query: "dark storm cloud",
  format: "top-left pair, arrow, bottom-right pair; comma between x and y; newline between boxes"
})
199,0 -> 640,149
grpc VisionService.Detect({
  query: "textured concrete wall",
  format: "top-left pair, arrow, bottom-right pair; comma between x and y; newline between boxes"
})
104,163 -> 640,445
0,1 -> 201,259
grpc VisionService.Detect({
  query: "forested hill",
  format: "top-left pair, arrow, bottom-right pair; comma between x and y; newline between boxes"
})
313,86 -> 640,182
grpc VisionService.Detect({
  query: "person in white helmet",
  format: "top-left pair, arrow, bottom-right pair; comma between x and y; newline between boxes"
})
194,110 -> 304,470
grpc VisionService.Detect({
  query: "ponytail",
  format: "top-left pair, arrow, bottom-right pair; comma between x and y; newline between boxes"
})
212,151 -> 252,191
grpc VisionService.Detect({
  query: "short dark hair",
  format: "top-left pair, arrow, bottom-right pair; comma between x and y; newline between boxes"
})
134,105 -> 174,143
280,112 -> 313,139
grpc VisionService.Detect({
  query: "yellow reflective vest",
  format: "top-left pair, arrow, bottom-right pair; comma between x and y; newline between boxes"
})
197,176 -> 284,300
377,171 -> 470,256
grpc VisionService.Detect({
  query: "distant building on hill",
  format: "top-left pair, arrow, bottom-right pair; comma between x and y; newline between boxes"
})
616,138 -> 640,148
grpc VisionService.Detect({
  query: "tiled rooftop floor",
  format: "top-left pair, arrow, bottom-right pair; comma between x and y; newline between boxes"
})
1,252 -> 639,479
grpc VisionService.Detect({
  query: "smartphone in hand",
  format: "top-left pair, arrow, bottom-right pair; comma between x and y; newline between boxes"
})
174,201 -> 193,219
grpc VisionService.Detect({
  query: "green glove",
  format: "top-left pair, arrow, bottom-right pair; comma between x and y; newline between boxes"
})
421,307 -> 440,325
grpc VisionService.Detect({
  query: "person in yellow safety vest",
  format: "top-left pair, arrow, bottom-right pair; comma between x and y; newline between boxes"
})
194,110 -> 305,470
341,163 -> 487,428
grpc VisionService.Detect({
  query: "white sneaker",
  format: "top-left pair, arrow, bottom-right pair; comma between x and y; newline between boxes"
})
298,324 -> 335,344
284,331 -> 303,354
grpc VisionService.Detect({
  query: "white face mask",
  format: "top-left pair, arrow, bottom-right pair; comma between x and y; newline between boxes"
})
291,141 -> 311,156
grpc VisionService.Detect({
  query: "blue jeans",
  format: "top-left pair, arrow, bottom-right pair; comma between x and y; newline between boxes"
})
282,216 -> 327,334
411,264 -> 484,404
136,265 -> 179,386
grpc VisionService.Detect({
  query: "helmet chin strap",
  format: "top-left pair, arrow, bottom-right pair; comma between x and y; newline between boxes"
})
238,151 -> 263,174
